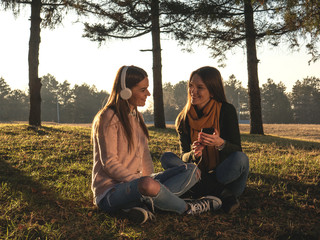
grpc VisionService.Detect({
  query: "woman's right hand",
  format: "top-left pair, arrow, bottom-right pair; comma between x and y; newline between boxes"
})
192,141 -> 204,158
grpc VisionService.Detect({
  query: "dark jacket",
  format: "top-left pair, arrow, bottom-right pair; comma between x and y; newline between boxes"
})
177,102 -> 242,170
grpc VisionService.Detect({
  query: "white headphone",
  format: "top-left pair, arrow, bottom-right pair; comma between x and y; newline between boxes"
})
119,66 -> 132,100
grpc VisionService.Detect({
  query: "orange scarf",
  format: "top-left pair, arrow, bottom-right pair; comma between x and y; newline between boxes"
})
187,99 -> 222,171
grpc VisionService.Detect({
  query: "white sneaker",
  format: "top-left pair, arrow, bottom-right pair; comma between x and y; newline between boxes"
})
186,196 -> 222,215
121,207 -> 155,224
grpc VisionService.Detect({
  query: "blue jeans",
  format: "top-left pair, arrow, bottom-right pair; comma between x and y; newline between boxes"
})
215,151 -> 249,197
98,156 -> 199,214
161,151 -> 249,198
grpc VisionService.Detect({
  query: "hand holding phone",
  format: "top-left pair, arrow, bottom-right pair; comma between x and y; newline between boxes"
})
201,127 -> 215,134
199,128 -> 215,146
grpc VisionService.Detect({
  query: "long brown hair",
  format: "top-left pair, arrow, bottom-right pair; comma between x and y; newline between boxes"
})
92,65 -> 149,151
175,66 -> 227,132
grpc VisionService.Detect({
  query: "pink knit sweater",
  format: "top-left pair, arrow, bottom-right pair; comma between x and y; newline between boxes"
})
91,108 -> 154,205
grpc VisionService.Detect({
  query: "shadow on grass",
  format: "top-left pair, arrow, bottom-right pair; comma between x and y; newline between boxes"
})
239,185 -> 320,240
0,155 -> 65,238
249,172 -> 320,195
0,124 -> 73,136
241,133 -> 320,150
26,125 -> 91,139
0,156 -> 116,239
240,170 -> 320,240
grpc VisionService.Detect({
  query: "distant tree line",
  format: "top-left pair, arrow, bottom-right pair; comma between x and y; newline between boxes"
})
1,74 -> 319,124
0,74 -> 108,123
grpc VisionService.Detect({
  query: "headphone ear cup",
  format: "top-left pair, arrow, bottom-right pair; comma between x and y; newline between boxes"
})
120,88 -> 132,100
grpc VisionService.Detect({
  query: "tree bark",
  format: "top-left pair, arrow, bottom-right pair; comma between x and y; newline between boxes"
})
28,0 -> 42,126
244,0 -> 264,134
151,0 -> 166,128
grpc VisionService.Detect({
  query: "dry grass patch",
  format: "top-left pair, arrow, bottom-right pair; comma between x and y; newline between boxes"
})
240,124 -> 320,142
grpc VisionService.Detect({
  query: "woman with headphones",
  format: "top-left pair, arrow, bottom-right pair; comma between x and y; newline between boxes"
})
91,66 -> 222,224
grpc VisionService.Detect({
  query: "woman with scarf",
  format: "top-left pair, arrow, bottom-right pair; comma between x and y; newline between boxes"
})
162,66 -> 249,214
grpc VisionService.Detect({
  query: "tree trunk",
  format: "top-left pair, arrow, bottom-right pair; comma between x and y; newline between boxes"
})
151,0 -> 166,128
28,0 -> 42,126
244,0 -> 264,135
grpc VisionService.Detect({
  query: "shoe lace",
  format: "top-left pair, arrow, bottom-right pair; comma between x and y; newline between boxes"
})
140,200 -> 156,221
188,199 -> 211,215
146,210 -> 156,221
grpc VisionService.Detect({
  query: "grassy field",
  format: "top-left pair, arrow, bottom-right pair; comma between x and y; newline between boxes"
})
0,123 -> 319,240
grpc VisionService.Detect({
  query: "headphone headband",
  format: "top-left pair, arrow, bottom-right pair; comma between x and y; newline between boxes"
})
120,66 -> 132,100
120,66 -> 129,90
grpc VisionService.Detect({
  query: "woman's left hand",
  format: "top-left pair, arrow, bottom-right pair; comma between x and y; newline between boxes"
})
198,129 -> 224,147
192,141 -> 204,158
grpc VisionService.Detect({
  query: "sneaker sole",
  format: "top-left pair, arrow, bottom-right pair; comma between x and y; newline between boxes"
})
121,207 -> 148,224
203,195 -> 222,209
227,201 -> 240,214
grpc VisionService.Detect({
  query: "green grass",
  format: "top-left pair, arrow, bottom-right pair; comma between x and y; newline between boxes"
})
0,124 -> 319,239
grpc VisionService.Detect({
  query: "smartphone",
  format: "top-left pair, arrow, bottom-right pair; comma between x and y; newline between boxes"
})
201,127 -> 215,134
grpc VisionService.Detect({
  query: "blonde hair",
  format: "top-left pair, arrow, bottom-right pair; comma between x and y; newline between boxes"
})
92,65 -> 149,151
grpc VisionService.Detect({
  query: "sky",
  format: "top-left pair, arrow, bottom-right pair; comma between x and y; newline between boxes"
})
1,9 -> 319,98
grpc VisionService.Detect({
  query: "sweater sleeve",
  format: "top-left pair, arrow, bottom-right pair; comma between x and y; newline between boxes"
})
177,120 -> 197,163
142,138 -> 155,176
138,112 -> 154,176
96,115 -> 140,183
